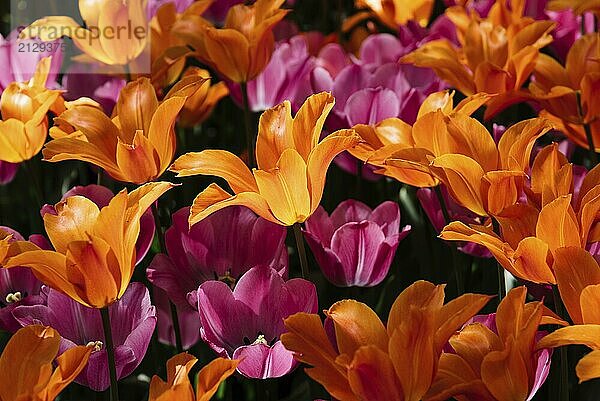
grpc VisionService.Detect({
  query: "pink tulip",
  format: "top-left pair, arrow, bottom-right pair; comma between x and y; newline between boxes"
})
147,206 -> 288,349
303,200 -> 410,287
190,266 -> 317,378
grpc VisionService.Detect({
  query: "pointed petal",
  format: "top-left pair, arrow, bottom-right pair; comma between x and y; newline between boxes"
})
170,150 -> 258,193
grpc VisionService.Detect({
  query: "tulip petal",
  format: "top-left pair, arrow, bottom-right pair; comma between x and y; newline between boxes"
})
43,196 -> 100,254
326,300 -> 388,357
430,154 -> 486,216
196,357 -> 239,401
171,150 -> 258,193
576,350 -> 600,383
347,345 -> 404,401
254,148 -> 311,225
306,130 -> 361,213
480,338 -> 530,401
293,92 -> 335,160
553,247 -> 600,324
536,195 -> 580,251
281,313 -> 356,401
189,183 -> 278,226
148,96 -> 186,174
537,325 -> 600,350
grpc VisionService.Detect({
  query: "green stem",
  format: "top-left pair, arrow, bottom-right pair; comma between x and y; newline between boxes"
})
553,287 -> 570,401
240,82 -> 256,168
151,204 -> 183,353
23,160 -> 43,209
292,223 -> 309,278
100,307 -> 119,401
434,186 -> 463,294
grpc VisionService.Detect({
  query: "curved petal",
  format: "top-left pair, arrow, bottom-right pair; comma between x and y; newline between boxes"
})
171,150 -> 258,193
347,345 -> 403,401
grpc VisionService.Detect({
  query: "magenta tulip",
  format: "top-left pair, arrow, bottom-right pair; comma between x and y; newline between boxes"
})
303,200 -> 410,287
190,266 -> 317,378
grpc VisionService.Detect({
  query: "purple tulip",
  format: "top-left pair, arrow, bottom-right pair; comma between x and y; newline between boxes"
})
0,162 -> 18,185
190,266 -> 317,378
40,185 -> 155,265
229,35 -> 315,112
0,226 -> 46,332
13,282 -> 156,391
153,287 -> 201,350
417,186 -> 492,258
0,28 -> 63,95
63,63 -> 126,114
147,206 -> 288,349
303,200 -> 410,287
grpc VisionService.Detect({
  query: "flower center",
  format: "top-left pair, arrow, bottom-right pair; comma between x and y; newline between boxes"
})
5,291 -> 22,304
218,271 -> 236,288
252,334 -> 269,346
86,340 -> 104,353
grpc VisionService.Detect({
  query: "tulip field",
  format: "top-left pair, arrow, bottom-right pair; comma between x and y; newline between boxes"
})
1,0 -> 600,400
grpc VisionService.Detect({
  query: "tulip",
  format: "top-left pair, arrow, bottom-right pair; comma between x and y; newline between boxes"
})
228,35 -> 315,112
13,283 -> 155,392
149,353 -> 238,401
347,90 -> 492,188
44,77 -> 202,184
147,205 -> 288,348
425,287 -> 556,401
21,0 -> 148,66
0,227 -> 45,332
174,67 -> 229,127
0,28 -> 63,96
352,0 -> 435,29
40,184 -> 156,265
191,265 -> 318,378
0,57 -> 62,163
153,288 -> 202,350
530,33 -> 600,153
303,199 -> 410,287
282,280 -> 492,401
5,181 -> 174,308
401,1 -> 555,118
170,92 -> 361,227
0,325 -> 92,401
63,63 -> 126,114
440,147 -> 600,285
537,247 -> 600,382
173,0 -> 289,82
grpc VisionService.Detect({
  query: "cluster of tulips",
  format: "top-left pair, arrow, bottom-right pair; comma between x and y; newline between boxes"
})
2,0 -> 600,400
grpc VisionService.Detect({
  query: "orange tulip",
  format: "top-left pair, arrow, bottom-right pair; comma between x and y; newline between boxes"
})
348,90 -> 490,188
20,0 -> 148,66
281,280 -> 492,401
170,92 -> 361,227
5,182 -> 174,308
173,0 -> 289,83
149,353 -> 238,401
401,0 -> 554,118
537,246 -> 600,383
150,0 -> 214,87
43,77 -> 203,184
173,67 -> 229,128
426,118 -> 554,217
351,0 -> 435,29
0,57 -> 63,163
425,286 -> 565,401
530,33 -> 600,151
440,159 -> 600,285
0,325 -> 92,401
